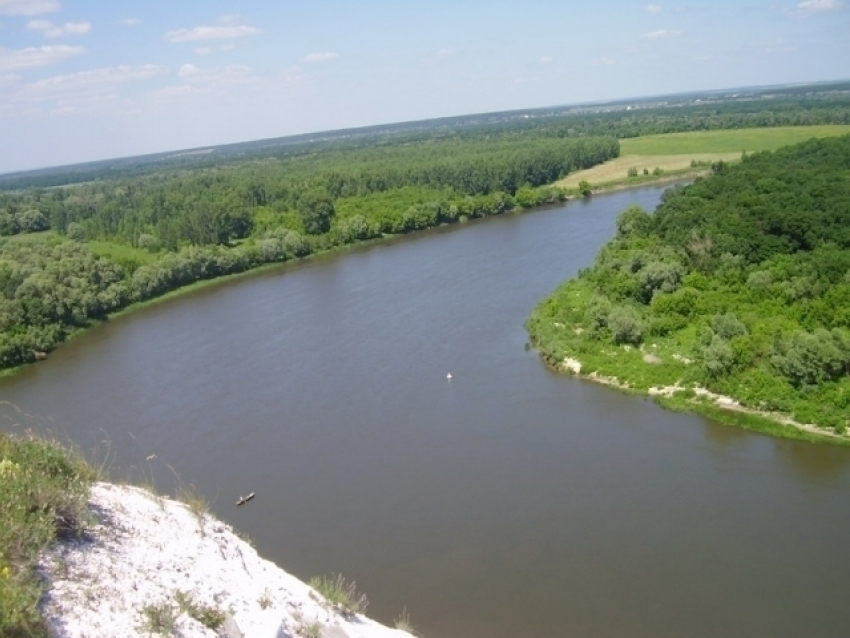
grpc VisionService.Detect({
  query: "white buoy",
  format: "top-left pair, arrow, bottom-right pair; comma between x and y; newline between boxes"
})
446,372 -> 452,380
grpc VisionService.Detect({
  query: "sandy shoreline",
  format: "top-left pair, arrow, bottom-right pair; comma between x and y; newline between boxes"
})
555,355 -> 847,442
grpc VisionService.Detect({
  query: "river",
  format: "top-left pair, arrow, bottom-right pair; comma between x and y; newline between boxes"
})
2,185 -> 850,637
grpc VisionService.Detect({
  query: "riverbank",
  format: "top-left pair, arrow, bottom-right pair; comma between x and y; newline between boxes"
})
541,350 -> 849,445
38,481 -> 415,638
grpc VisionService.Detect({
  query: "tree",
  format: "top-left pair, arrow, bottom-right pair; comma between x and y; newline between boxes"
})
297,190 -> 335,235
66,222 -> 86,242
578,180 -> 592,197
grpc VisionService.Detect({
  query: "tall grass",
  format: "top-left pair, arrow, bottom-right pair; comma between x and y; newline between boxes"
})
0,431 -> 96,637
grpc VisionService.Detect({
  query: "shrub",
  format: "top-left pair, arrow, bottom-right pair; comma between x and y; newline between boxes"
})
607,305 -> 644,345
66,222 -> 87,242
710,313 -> 748,340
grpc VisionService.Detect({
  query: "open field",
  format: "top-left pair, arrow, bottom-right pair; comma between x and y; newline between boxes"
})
86,240 -> 159,267
557,153 -> 739,188
557,125 -> 850,189
621,125 -> 850,155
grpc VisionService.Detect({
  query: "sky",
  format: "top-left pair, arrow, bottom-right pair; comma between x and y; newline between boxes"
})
0,0 -> 847,174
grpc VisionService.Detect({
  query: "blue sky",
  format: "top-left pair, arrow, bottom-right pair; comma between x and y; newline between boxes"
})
0,0 -> 847,173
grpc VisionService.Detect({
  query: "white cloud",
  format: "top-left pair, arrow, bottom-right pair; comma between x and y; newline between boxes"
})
1,64 -> 167,119
647,4 -> 662,12
178,63 -> 200,77
591,56 -> 615,65
302,52 -> 338,63
640,28 -> 681,38
20,64 -> 167,98
437,48 -> 455,57
0,0 -> 60,16
27,19 -> 91,37
0,72 -> 21,86
797,0 -> 841,9
539,56 -> 553,64
118,18 -> 141,26
194,47 -> 212,55
165,16 -> 260,43
0,44 -> 83,71
148,64 -> 263,108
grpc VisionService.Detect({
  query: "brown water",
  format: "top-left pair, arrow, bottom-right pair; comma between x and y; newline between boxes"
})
3,186 -> 850,637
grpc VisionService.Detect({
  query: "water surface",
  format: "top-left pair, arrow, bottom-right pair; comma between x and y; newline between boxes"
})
3,186 -> 850,637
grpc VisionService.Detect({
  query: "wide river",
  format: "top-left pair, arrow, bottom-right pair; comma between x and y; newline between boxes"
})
3,185 -> 850,637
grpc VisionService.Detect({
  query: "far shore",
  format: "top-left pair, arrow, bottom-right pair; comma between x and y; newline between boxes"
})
0,168 -> 692,381
537,350 -> 850,447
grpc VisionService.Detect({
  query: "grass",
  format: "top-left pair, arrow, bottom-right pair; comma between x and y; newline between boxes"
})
0,431 -> 96,638
394,607 -> 416,634
620,125 -> 850,155
308,573 -> 369,617
557,153 -> 740,188
86,240 -> 159,268
138,601 -> 176,636
174,589 -> 225,631
557,125 -> 850,190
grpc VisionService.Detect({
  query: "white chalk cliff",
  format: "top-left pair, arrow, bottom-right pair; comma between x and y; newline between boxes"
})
39,483 -> 416,638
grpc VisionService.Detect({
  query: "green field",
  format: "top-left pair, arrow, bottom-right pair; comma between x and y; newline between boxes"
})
620,125 -> 850,155
557,125 -> 850,190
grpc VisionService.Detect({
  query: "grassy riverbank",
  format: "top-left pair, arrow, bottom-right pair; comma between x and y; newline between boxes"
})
530,134 -> 850,445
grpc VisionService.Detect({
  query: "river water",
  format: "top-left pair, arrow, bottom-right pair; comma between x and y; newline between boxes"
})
2,185 -> 850,637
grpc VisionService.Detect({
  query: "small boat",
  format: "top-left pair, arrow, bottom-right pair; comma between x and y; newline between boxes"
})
446,372 -> 452,380
236,492 -> 255,506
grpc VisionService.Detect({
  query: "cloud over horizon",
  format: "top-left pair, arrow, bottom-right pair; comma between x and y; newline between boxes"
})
27,19 -> 91,37
0,44 -> 83,71
0,0 -> 59,16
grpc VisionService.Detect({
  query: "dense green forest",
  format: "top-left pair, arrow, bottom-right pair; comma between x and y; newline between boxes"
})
527,134 -> 850,439
0,132 -> 619,370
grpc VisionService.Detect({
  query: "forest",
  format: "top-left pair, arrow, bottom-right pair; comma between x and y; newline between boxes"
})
527,134 -> 850,438
0,131 -> 619,370
1,89 -> 850,376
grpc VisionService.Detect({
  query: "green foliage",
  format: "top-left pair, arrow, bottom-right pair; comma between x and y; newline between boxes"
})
0,432 -> 95,637
608,305 -> 644,345
528,134 -> 850,439
174,590 -> 225,630
771,328 -> 850,387
615,205 -> 653,239
701,333 -> 735,378
298,189 -> 336,235
139,602 -> 176,636
309,574 -> 369,617
65,222 -> 86,242
710,313 -> 748,340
